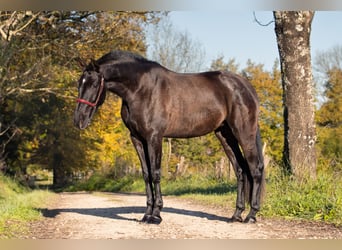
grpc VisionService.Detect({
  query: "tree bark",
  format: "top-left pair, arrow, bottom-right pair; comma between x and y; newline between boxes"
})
273,11 -> 317,179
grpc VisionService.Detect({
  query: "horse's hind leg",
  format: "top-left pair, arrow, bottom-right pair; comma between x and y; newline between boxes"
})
238,127 -> 264,223
215,124 -> 248,222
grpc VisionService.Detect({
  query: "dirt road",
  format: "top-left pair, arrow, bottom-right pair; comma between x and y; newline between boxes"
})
27,192 -> 342,239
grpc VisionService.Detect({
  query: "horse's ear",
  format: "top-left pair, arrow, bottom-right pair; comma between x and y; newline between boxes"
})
76,57 -> 87,69
90,59 -> 100,72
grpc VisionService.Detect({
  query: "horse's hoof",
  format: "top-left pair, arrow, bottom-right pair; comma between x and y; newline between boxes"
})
231,216 -> 243,223
243,216 -> 256,224
147,215 -> 162,224
141,214 -> 151,223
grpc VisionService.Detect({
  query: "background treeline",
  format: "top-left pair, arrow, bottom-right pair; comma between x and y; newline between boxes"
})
0,11 -> 157,186
0,11 -> 341,187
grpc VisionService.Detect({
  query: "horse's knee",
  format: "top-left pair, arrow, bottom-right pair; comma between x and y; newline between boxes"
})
142,171 -> 150,183
152,170 -> 161,183
251,162 -> 264,182
235,167 -> 244,182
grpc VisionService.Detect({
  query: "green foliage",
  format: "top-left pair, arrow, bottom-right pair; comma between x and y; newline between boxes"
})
316,68 -> 342,170
317,127 -> 342,171
170,136 -> 224,170
0,174 -> 54,238
0,11 -> 159,185
317,69 -> 342,126
261,168 -> 342,226
0,173 -> 27,198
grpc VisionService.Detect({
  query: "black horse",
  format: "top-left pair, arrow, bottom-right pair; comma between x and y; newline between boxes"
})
74,50 -> 265,224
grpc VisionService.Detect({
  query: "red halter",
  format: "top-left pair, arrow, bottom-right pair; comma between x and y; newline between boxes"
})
76,77 -> 104,107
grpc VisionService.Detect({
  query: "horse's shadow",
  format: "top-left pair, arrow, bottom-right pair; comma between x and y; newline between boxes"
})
40,205 -> 233,223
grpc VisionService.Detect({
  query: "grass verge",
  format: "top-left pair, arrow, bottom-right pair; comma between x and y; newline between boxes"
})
0,174 -> 55,239
260,170 -> 342,226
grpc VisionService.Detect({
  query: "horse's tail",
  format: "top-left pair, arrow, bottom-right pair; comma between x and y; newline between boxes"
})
244,125 -> 266,205
256,125 -> 266,203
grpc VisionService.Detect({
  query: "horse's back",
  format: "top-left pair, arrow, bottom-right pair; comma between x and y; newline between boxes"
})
132,68 -> 259,138
157,71 -> 225,137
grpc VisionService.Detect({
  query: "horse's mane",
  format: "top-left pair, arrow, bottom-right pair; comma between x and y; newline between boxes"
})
96,50 -> 150,65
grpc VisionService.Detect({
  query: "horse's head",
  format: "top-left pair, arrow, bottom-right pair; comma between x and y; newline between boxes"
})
74,60 -> 106,129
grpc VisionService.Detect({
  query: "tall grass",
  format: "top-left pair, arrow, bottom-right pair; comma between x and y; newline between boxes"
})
261,168 -> 342,226
0,174 -> 54,239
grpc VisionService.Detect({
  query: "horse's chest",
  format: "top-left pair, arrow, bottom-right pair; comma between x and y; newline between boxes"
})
121,102 -> 164,135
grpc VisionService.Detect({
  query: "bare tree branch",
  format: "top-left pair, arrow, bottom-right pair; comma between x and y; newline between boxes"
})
253,12 -> 274,27
5,86 -> 75,100
0,11 -> 41,41
10,12 -> 41,38
148,16 -> 206,73
0,118 -> 19,157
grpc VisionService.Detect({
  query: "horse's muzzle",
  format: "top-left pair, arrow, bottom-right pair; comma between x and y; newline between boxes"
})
73,109 -> 87,129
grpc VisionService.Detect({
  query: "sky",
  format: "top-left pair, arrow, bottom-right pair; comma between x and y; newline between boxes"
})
164,11 -> 342,71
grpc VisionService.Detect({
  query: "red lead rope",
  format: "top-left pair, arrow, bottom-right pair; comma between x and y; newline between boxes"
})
76,77 -> 104,107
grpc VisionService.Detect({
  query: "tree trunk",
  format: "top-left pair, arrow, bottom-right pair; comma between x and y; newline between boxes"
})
273,11 -> 317,179
52,152 -> 69,188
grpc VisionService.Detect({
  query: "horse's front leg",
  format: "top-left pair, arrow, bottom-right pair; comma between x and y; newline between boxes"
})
130,135 -> 154,222
146,133 -> 163,224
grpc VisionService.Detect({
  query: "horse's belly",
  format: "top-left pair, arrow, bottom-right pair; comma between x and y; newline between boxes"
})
164,129 -> 214,138
164,110 -> 225,138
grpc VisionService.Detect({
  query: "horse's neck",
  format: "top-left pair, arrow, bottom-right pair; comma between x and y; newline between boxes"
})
102,63 -> 140,101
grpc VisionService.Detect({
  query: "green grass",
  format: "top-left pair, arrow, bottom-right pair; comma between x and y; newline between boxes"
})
0,174 -> 55,239
161,175 -> 236,196
66,174 -> 145,193
260,170 -> 342,226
